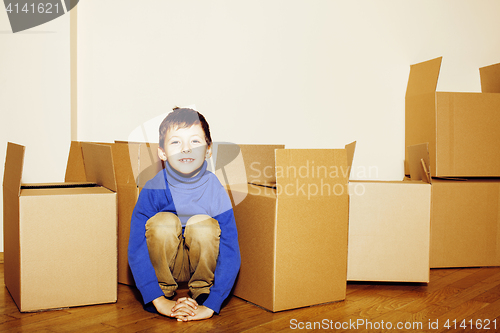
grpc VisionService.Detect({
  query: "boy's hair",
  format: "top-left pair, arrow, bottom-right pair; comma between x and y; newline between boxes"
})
159,107 -> 212,149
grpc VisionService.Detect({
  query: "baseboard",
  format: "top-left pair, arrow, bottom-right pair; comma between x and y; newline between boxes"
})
0,252 -> 3,264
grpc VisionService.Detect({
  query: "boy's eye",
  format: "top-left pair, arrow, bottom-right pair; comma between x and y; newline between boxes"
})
170,140 -> 180,145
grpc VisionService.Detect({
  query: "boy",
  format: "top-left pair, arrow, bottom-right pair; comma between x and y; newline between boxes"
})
128,107 -> 241,321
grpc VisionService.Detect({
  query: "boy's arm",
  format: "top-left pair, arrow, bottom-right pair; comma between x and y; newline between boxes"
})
202,193 -> 241,314
127,186 -> 166,305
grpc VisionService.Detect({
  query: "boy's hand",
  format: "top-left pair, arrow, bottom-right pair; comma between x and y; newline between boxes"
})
152,296 -> 196,318
175,303 -> 215,322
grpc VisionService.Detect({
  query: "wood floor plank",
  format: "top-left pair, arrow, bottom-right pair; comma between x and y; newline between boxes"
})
2,263 -> 500,332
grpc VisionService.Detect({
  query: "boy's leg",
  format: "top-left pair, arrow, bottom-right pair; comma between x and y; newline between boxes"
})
184,214 -> 220,300
145,212 -> 188,298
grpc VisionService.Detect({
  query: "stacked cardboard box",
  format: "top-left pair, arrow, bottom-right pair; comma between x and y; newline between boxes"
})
405,57 -> 500,268
347,143 -> 432,283
216,143 -> 351,312
3,142 -> 118,312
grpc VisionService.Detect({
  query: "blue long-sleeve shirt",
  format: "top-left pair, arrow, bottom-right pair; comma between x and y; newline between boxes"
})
128,161 -> 241,314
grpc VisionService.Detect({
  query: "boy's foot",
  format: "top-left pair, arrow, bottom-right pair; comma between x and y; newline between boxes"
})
143,294 -> 176,314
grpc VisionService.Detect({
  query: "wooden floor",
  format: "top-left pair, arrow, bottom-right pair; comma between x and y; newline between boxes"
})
1,264 -> 500,332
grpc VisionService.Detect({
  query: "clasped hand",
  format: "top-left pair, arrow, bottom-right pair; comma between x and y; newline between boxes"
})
152,296 -> 214,321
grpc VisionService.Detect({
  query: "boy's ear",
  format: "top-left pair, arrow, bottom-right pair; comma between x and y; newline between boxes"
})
158,147 -> 167,161
206,145 -> 212,159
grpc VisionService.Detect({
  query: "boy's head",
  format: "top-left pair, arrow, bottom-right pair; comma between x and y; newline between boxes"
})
158,107 -> 213,177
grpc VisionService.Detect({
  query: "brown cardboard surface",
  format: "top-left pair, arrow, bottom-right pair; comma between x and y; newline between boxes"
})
19,192 -> 117,311
64,141 -> 162,286
231,184 -> 276,310
81,142 -> 117,192
480,62 -> 500,93
116,141 -> 162,285
224,145 -> 349,312
216,144 -> 285,186
405,57 -> 500,177
3,142 -> 117,312
347,143 -> 432,282
65,141 -> 86,182
430,178 -> 500,268
347,181 -> 431,282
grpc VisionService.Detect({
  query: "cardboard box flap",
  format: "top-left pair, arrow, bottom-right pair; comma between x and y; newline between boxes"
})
345,141 -> 356,179
65,141 -> 87,183
275,148 -> 348,198
480,62 -> 500,93
215,144 -> 285,186
406,57 -> 442,97
137,142 -> 162,188
3,142 -> 25,196
407,143 -> 431,184
110,141 -> 138,185
114,141 -> 163,188
81,142 -> 117,192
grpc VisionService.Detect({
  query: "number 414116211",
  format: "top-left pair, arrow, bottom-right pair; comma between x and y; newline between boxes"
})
6,2 -> 61,14
444,319 -> 497,330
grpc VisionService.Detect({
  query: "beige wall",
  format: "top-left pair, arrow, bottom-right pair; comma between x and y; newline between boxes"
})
2,0 -> 500,250
75,0 -> 500,179
0,10 -> 71,251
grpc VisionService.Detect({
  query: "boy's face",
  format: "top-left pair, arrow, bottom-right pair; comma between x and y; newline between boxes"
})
158,123 -> 211,177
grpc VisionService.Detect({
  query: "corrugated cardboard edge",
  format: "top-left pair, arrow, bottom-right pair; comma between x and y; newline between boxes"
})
480,62 -> 500,93
3,142 -> 25,310
81,143 -> 117,192
345,141 -> 356,179
3,142 -> 25,196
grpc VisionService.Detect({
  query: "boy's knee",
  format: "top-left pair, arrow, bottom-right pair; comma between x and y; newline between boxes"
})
145,212 -> 182,239
185,215 -> 220,240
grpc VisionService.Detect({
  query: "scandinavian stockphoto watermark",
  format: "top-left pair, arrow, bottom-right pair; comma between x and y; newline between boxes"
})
249,161 -> 378,200
4,0 -> 79,33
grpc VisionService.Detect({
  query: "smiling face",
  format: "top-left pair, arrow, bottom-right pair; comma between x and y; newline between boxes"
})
158,123 -> 212,177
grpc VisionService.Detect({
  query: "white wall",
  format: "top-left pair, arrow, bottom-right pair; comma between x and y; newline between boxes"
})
2,0 -> 500,250
75,0 -> 500,181
0,12 -> 71,251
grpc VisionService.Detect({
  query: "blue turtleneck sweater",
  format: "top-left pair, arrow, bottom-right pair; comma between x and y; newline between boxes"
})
128,161 -> 241,314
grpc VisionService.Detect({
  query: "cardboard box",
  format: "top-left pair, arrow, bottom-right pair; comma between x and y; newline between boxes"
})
405,57 -> 500,177
66,141 -> 163,285
347,143 -> 432,283
3,142 -> 117,312
430,178 -> 500,268
347,182 -> 431,282
217,144 -> 350,312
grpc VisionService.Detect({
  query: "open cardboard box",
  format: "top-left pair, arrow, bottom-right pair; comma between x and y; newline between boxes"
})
3,142 -> 117,312
405,57 -> 500,177
347,143 -> 432,283
66,141 -> 163,285
401,142 -> 500,268
216,143 -> 351,312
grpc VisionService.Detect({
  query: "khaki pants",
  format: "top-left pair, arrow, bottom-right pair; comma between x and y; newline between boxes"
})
145,212 -> 220,299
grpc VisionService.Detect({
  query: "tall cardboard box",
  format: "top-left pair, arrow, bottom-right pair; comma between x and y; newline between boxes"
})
3,142 -> 117,312
217,144 -> 350,312
430,178 -> 500,268
66,141 -> 163,285
405,57 -> 500,177
347,143 -> 432,283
